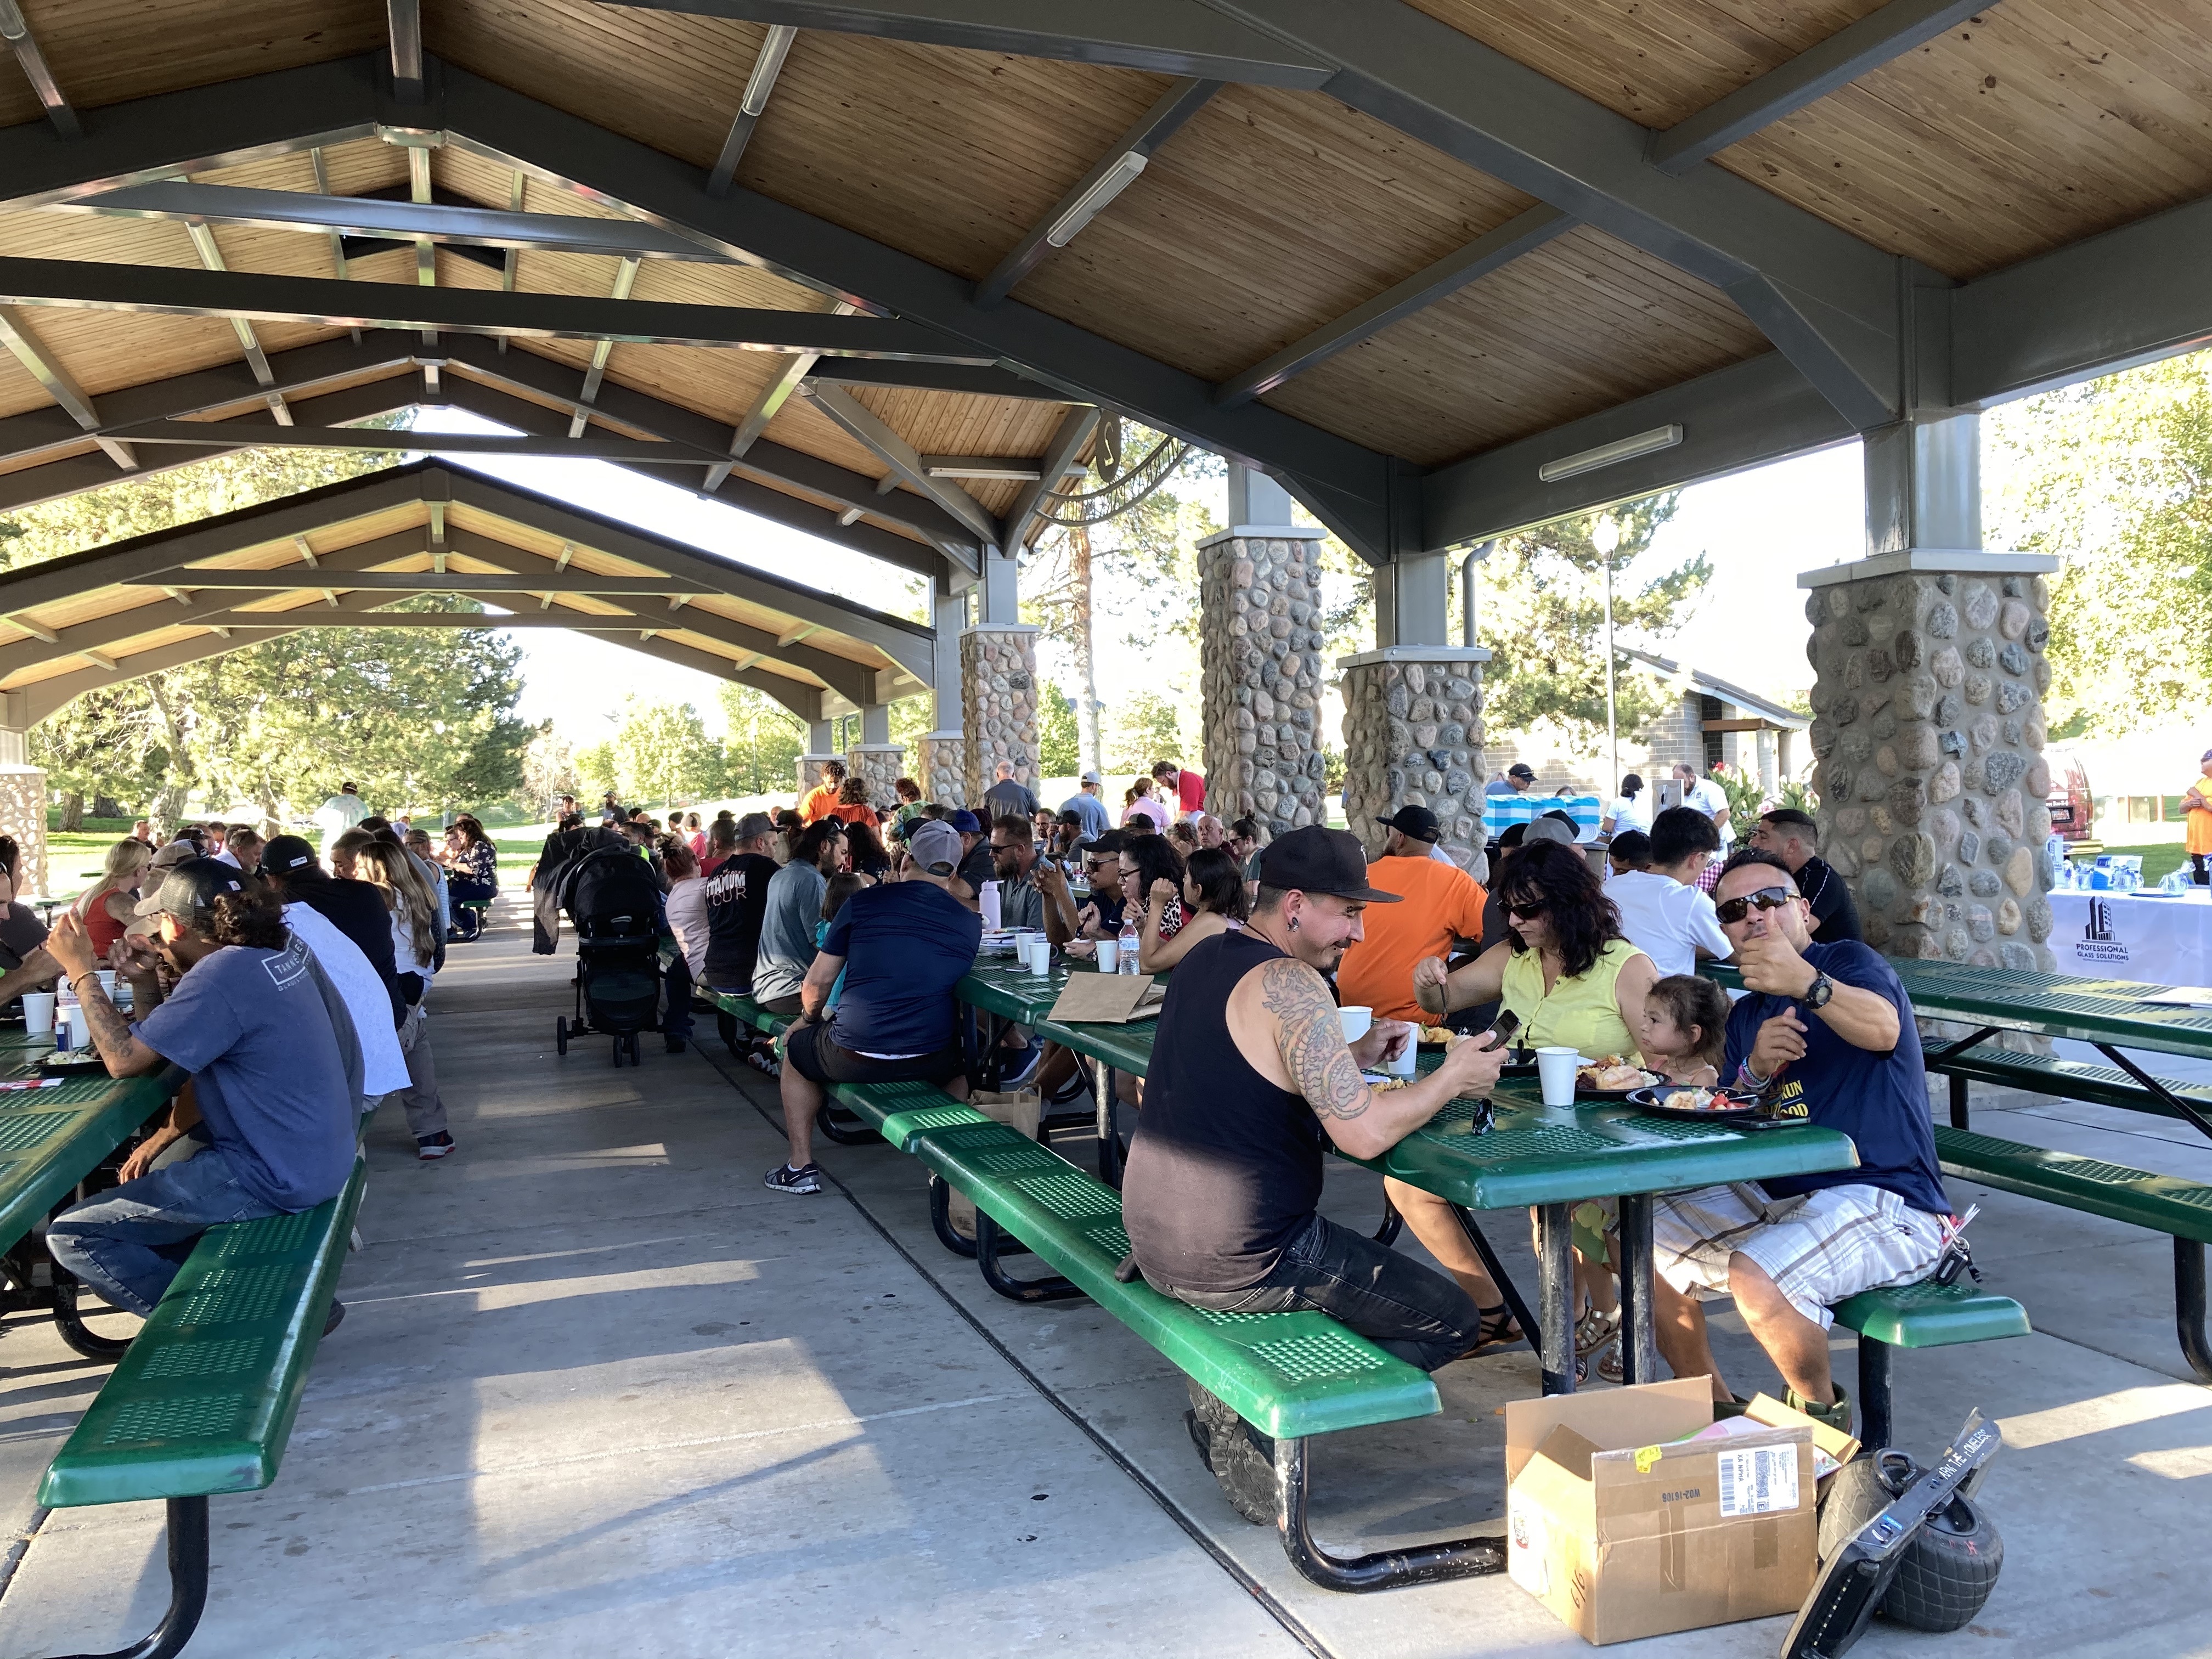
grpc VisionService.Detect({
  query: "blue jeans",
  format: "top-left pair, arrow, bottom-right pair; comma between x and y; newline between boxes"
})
448,874 -> 496,937
46,1146 -> 281,1318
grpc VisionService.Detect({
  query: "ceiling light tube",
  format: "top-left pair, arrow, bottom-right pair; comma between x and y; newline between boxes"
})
741,25 -> 798,117
1538,423 -> 1683,483
0,1 -> 28,41
1045,152 -> 1148,249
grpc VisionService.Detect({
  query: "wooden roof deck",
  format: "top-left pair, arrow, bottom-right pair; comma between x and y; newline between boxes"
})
0,0 -> 2204,622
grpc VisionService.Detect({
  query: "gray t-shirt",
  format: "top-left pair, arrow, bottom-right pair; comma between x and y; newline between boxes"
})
132,936 -> 357,1212
998,871 -> 1043,932
751,860 -> 828,1003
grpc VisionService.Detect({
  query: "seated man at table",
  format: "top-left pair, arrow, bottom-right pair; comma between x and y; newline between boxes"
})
1121,826 -> 1510,1522
1647,850 -> 1949,1431
40,861 -> 360,1327
766,822 -> 979,1195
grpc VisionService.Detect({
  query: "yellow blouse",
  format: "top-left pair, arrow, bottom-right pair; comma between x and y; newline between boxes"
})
1500,938 -> 1647,1061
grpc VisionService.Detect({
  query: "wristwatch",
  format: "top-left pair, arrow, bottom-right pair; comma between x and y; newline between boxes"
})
1802,972 -> 1834,1011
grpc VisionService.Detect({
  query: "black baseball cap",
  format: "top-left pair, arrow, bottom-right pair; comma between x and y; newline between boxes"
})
1507,763 -> 1538,782
1257,826 -> 1401,902
261,834 -> 320,874
1376,805 -> 1441,844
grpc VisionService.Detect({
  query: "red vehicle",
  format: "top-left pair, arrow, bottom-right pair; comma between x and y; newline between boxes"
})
2046,748 -> 2094,842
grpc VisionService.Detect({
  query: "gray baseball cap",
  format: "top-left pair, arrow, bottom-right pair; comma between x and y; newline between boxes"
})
735,811 -> 776,840
907,819 -> 962,876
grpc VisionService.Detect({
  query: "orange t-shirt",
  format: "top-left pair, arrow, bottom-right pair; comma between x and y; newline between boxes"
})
1335,854 -> 1489,1026
2186,777 -> 2212,855
827,802 -> 876,827
799,782 -> 840,823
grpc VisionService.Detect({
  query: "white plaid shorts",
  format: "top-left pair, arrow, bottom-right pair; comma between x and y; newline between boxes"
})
1649,1183 -> 1945,1328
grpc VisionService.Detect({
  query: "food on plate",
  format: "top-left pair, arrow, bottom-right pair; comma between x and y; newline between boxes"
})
1578,1054 -> 1660,1091
1661,1087 -> 1742,1112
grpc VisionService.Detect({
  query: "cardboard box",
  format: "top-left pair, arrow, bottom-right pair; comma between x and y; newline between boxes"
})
1505,1378 -> 1818,1645
1745,1392 -> 1861,1490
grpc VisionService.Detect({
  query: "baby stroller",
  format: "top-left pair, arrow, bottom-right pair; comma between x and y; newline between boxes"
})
555,840 -> 664,1066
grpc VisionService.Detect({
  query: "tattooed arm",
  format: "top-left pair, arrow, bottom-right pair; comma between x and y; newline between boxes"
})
1252,958 -> 1510,1160
44,912 -> 166,1077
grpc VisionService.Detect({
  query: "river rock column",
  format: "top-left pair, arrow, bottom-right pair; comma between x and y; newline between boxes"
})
1803,556 -> 2062,967
844,743 -> 905,812
0,760 -> 47,898
961,624 -> 1039,808
918,733 -> 966,807
1198,526 -> 1328,833
1338,648 -> 1491,863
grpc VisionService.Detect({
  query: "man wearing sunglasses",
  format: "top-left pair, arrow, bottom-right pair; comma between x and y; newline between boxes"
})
1644,850 -> 1948,1432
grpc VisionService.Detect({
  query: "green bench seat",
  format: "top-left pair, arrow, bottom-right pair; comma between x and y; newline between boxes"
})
706,988 -> 790,1038
36,1154 -> 368,1657
1829,1276 -> 2031,1448
1935,1123 -> 2212,1382
1927,1047 -> 2212,1127
905,1110 -> 1508,1589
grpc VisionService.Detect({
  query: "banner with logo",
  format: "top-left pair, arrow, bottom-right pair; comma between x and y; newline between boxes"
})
2048,890 -> 2212,986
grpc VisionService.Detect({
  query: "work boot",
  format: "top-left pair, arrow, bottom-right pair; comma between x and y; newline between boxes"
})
1786,1383 -> 1853,1435
1187,1381 -> 1278,1526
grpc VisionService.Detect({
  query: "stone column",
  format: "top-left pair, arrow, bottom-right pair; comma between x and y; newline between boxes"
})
1197,524 -> 1328,833
918,733 -> 966,807
796,753 -> 839,799
961,624 -> 1039,807
0,765 -> 48,898
844,743 -> 905,811
1338,648 -> 1491,862
1803,554 -> 2059,966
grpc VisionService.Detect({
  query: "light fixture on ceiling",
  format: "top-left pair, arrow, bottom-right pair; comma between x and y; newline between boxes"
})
1045,153 -> 1148,249
1537,423 -> 1683,483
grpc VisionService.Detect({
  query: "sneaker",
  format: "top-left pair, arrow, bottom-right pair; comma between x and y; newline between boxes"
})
1046,1064 -> 1094,1108
746,1046 -> 781,1079
664,1036 -> 686,1053
415,1132 -> 455,1161
999,1044 -> 1042,1087
322,1300 -> 346,1338
764,1162 -> 821,1195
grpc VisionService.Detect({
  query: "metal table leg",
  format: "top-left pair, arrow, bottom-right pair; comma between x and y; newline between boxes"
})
1537,1201 -> 1575,1395
1615,1192 -> 1659,1386
1448,1203 -> 1534,1342
1094,1062 -> 1124,1189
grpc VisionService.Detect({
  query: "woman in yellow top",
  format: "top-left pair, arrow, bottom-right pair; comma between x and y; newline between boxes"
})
2187,749 -> 2212,885
1395,838 -> 1658,1356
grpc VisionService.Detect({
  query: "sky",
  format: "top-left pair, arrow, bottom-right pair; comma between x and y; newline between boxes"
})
409,404 -> 1868,746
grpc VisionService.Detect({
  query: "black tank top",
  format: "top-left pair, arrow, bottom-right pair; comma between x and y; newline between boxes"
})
1122,928 -> 1325,1293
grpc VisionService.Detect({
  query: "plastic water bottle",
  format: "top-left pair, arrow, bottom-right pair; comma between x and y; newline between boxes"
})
979,878 -> 1002,932
1118,915 -> 1140,974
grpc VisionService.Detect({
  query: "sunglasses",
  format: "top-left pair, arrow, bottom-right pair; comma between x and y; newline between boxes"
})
1503,898 -> 1550,920
1715,885 -> 1798,925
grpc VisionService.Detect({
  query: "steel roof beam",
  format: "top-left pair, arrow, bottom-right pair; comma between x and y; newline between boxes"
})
974,76 -> 1221,308
1649,0 -> 1989,176
17,629 -> 296,725
593,1 -> 1335,86
0,0 -> 82,140
0,305 -> 136,470
999,405 -> 1098,556
1213,204 -> 1572,407
126,570 -> 714,596
58,182 -> 732,262
805,383 -> 1002,548
707,24 -> 798,197
100,418 -> 724,466
0,257 -> 996,362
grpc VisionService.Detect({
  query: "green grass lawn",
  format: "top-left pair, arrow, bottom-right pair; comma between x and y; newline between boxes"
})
2092,842 -> 2191,885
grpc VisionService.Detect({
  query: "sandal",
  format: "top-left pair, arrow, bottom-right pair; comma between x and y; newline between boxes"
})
1575,1307 -> 1621,1362
1454,1303 -> 1523,1360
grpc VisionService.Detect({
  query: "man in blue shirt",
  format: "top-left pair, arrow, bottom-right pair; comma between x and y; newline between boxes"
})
1646,849 -> 1948,1433
1060,770 -> 1112,841
43,860 -> 359,1325
765,821 -> 981,1194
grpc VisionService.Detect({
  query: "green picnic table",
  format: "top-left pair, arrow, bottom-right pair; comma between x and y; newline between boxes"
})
955,963 -> 1858,1393
0,1045 -> 178,1357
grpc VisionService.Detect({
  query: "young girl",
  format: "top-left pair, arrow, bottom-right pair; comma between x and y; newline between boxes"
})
1138,845 -> 1248,972
1635,973 -> 1729,1085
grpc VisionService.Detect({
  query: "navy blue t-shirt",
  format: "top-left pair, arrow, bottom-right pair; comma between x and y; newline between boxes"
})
822,881 -> 983,1057
1723,940 -> 1949,1215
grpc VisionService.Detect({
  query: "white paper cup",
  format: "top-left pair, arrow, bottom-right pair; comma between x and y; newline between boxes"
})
1096,939 -> 1119,973
1337,1005 -> 1373,1044
20,992 -> 53,1035
96,970 -> 117,997
1536,1045 -> 1581,1107
1385,1029 -> 1417,1077
1027,939 -> 1051,975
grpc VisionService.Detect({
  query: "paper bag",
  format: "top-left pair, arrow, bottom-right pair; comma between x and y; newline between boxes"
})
1047,973 -> 1166,1025
945,1088 -> 1042,1239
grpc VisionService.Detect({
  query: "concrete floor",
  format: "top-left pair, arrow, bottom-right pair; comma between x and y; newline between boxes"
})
0,903 -> 2205,1657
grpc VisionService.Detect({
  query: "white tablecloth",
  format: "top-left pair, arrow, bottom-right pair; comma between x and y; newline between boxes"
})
2047,888 -> 2212,986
